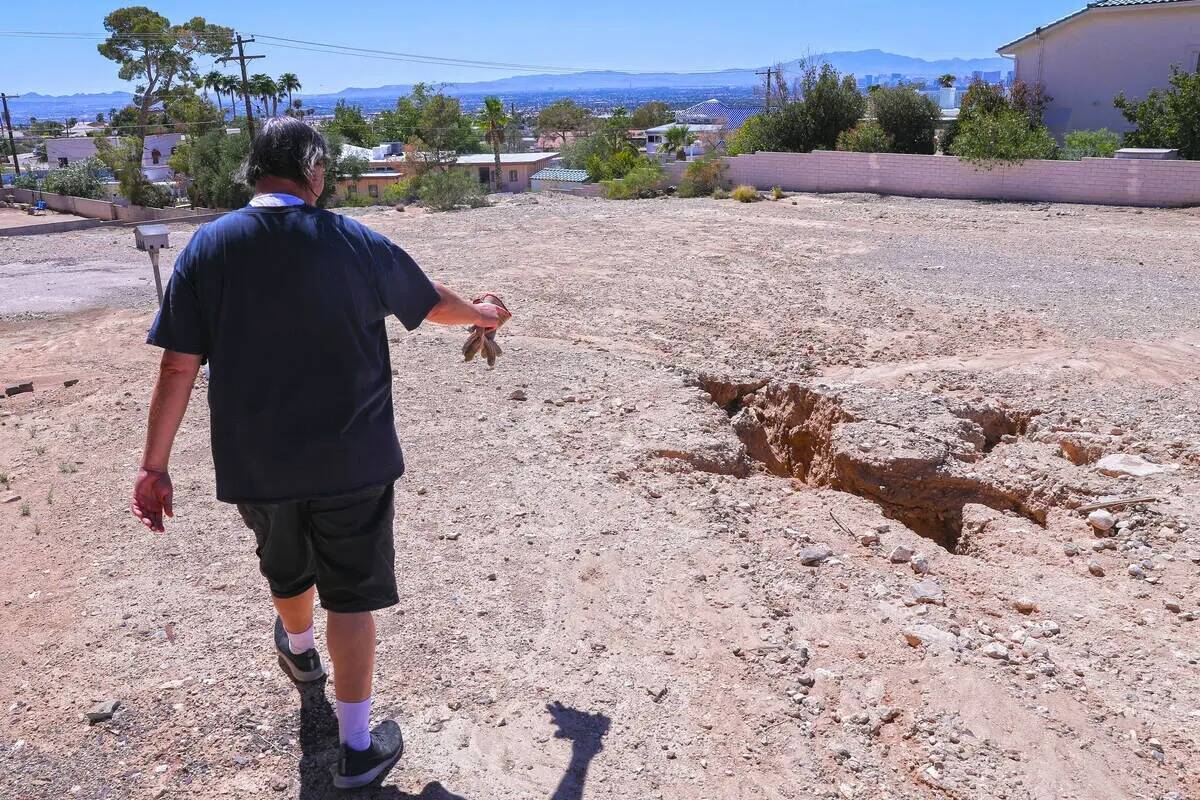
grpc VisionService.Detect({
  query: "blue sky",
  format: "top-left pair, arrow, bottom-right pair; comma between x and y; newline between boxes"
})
4,0 -> 1085,95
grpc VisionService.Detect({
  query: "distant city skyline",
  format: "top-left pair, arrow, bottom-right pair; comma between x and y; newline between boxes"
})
3,0 -> 1084,95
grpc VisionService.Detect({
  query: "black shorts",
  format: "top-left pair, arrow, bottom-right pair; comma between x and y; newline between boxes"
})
236,483 -> 399,614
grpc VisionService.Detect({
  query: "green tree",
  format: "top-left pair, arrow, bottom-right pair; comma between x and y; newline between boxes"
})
324,100 -> 375,147
949,108 -> 1058,164
536,99 -> 592,149
726,114 -> 768,155
937,74 -> 957,89
869,85 -> 940,154
1115,66 -> 1200,159
478,96 -> 508,191
169,128 -> 251,208
97,8 -> 231,137
630,101 -> 673,130
94,136 -> 174,207
339,154 -> 368,194
42,157 -> 106,199
278,73 -> 301,110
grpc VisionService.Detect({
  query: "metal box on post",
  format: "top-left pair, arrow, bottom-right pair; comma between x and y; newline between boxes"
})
134,224 -> 171,305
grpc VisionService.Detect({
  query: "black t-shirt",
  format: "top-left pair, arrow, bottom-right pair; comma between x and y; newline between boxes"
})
147,205 -> 440,504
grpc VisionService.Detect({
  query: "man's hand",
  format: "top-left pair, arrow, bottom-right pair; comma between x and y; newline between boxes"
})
131,468 -> 174,533
474,301 -> 511,330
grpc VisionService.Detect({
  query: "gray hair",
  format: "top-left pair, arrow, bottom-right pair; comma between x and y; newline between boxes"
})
241,117 -> 331,186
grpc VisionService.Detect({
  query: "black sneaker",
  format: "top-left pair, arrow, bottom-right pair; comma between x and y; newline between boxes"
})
333,720 -> 404,790
274,617 -> 325,684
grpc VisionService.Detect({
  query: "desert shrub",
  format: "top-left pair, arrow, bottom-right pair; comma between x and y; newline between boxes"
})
1115,66 -> 1200,159
383,176 -> 421,205
12,173 -> 39,190
950,108 -> 1058,164
173,130 -> 252,209
836,122 -> 893,153
603,162 -> 665,199
336,194 -> 374,208
139,183 -> 176,209
711,187 -> 730,199
42,157 -> 105,199
1062,129 -> 1120,160
731,185 -> 759,202
869,85 -> 940,154
419,169 -> 486,210
677,153 -> 727,197
771,186 -> 785,200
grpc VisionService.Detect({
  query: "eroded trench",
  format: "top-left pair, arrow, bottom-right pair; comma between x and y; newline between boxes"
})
695,375 -> 1043,551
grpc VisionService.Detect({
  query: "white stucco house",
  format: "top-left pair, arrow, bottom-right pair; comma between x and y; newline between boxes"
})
44,132 -> 183,182
998,0 -> 1200,139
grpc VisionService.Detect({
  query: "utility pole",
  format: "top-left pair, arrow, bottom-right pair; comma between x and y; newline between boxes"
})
1,93 -> 20,175
218,34 -> 265,139
755,67 -> 773,114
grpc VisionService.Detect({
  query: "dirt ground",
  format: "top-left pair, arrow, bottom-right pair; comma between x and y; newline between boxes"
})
2,191 -> 1199,800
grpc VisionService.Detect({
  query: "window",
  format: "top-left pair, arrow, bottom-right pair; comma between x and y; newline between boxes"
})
368,183 -> 379,197
151,149 -> 161,165
509,170 -> 518,183
58,157 -> 69,168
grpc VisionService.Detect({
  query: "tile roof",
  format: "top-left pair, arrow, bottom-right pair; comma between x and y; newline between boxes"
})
1089,0 -> 1190,5
531,168 -> 590,182
676,99 -> 758,131
999,0 -> 1195,52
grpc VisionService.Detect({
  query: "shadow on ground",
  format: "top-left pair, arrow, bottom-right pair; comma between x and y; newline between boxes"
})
295,681 -> 610,800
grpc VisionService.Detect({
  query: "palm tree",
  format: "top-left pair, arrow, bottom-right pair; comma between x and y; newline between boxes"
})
478,96 -> 509,192
203,71 -> 225,117
222,75 -> 242,118
249,74 -> 279,116
938,73 -> 957,89
278,73 -> 302,110
662,125 -> 696,161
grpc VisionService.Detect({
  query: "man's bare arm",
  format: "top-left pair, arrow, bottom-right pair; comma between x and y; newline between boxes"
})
131,350 -> 203,532
426,281 -> 510,328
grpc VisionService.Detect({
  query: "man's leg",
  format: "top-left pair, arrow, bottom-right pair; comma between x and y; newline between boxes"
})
326,610 -> 376,750
273,586 -> 317,655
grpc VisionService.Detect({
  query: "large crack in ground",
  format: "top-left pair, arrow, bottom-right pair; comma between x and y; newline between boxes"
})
693,375 -> 1046,551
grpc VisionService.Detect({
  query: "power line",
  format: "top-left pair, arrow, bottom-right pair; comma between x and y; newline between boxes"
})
0,30 -> 597,73
216,34 -> 265,139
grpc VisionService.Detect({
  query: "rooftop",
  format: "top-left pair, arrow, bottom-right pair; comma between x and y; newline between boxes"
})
531,168 -> 590,183
454,152 -> 559,165
645,123 -> 724,134
998,0 -> 1196,52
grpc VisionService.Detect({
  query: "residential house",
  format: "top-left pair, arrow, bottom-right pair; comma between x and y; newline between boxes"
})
645,123 -> 722,159
66,121 -> 106,137
530,167 -> 591,192
450,153 -> 559,192
337,151 -> 560,199
44,133 -> 183,181
645,99 -> 758,158
998,0 -> 1200,138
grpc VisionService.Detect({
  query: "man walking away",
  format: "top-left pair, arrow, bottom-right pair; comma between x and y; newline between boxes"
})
130,117 -> 510,789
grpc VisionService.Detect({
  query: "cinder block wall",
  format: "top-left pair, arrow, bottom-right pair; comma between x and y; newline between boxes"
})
711,151 -> 1200,208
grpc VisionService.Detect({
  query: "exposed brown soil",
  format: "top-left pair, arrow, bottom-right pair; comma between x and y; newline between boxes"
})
2,191 -> 1200,800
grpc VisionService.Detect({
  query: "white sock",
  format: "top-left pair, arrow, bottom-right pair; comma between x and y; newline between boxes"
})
336,698 -> 372,752
286,624 -> 315,655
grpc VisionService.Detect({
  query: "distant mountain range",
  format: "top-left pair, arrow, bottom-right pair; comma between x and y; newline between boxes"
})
8,50 -> 1009,122
326,50 -> 1009,98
